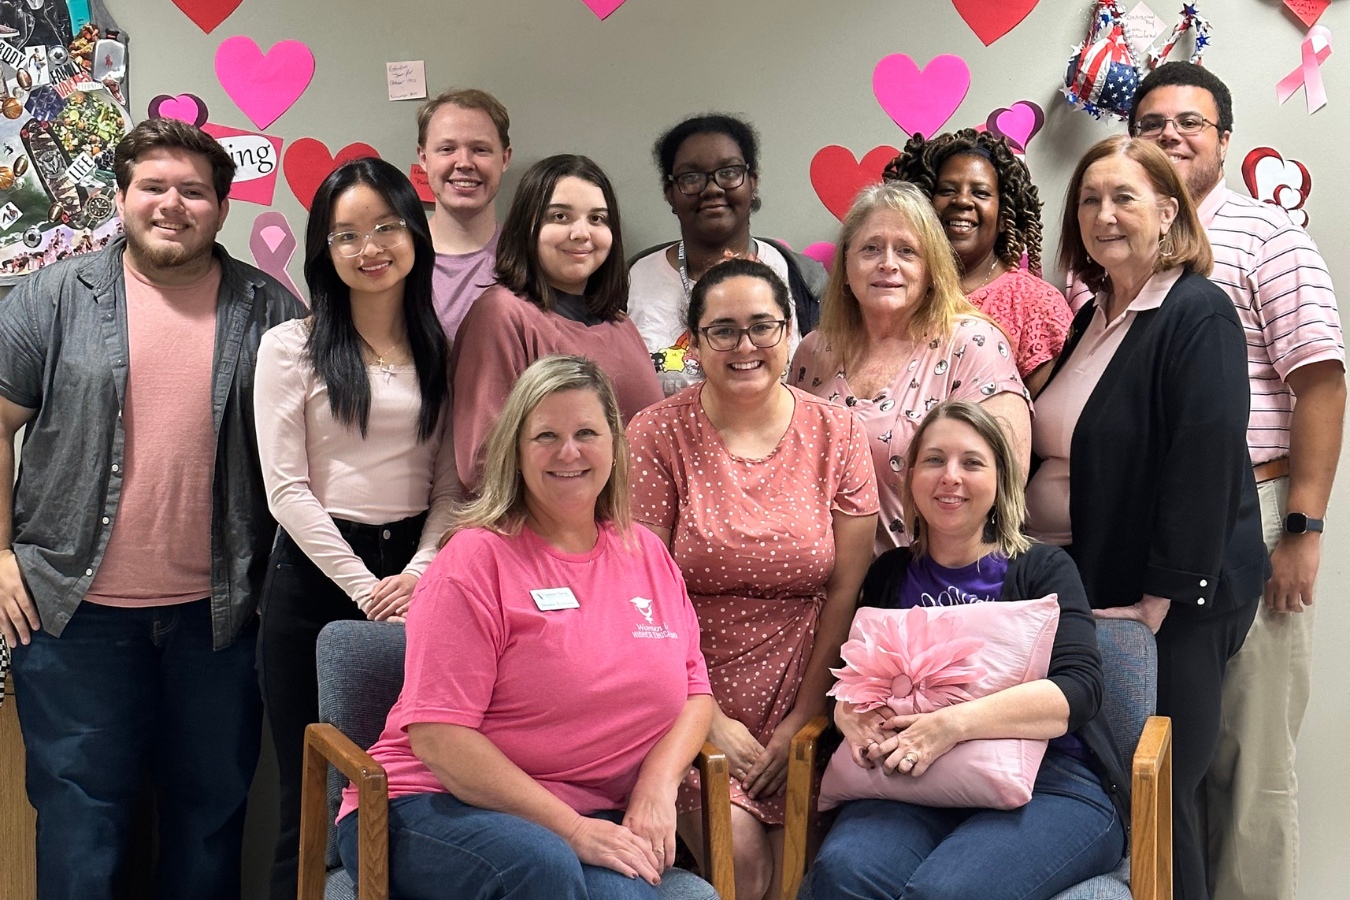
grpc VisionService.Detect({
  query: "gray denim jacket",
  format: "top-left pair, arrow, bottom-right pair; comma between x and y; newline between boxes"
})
0,237 -> 305,648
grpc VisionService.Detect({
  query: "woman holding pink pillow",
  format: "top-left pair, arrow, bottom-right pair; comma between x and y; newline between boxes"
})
810,400 -> 1125,900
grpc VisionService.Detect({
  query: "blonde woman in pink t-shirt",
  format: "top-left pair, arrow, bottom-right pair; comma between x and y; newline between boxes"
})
253,158 -> 456,900
338,356 -> 715,900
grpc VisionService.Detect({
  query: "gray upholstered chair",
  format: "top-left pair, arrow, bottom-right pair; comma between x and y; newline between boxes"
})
298,620 -> 735,900
781,618 -> 1173,900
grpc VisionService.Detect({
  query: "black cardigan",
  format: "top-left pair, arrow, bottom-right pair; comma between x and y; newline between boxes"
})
861,543 -> 1131,828
1038,270 -> 1268,618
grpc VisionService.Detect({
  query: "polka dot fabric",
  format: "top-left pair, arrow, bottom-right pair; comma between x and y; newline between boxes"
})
627,385 -> 878,824
790,315 -> 1027,555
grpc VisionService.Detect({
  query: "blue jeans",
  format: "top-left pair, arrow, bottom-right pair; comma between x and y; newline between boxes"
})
337,793 -> 663,900
11,598 -> 262,900
810,751 -> 1125,900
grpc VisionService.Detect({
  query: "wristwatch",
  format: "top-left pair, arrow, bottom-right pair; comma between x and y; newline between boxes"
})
1284,513 -> 1325,534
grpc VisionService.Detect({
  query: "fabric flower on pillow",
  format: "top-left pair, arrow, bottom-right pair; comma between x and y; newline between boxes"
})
828,608 -> 987,714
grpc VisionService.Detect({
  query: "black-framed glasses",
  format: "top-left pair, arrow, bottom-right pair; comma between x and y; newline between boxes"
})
697,320 -> 787,352
327,220 -> 409,258
1132,114 -> 1219,137
669,165 -> 749,195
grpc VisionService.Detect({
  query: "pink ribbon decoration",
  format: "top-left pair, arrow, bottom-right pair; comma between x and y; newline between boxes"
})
249,212 -> 305,304
1277,25 -> 1332,113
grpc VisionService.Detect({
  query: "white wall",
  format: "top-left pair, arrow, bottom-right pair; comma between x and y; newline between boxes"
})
60,1 -> 1350,896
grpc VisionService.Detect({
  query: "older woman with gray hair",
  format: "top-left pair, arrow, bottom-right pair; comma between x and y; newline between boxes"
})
790,181 -> 1030,554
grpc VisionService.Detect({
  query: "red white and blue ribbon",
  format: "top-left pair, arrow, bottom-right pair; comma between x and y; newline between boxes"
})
1277,25 -> 1332,114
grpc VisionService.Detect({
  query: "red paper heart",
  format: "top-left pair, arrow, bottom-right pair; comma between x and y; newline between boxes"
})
1284,0 -> 1330,29
283,139 -> 381,211
952,0 -> 1039,46
171,0 -> 244,34
810,145 -> 899,221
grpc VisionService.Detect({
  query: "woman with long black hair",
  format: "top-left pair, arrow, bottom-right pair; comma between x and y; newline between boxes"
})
253,157 -> 457,900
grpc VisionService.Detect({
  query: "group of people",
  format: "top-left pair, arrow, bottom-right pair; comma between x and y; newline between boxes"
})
0,59 -> 1341,900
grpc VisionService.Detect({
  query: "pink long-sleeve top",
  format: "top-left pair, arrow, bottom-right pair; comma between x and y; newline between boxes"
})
254,319 -> 459,605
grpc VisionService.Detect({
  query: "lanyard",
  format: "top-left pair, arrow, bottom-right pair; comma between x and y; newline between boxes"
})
677,237 -> 757,301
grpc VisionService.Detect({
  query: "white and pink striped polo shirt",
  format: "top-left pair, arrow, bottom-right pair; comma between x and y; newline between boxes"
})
1066,181 -> 1343,464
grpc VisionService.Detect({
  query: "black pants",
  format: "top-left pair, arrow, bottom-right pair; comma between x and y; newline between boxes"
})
257,514 -> 424,900
1155,597 -> 1259,900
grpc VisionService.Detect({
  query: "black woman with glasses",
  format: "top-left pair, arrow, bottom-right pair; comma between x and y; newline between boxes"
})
790,181 -> 1030,556
253,156 -> 457,900
629,114 -> 828,395
628,258 -> 879,900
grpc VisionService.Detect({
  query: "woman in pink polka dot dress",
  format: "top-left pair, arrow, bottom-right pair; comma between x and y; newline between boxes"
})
628,258 -> 878,900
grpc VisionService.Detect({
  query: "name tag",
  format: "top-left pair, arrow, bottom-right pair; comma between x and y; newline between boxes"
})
530,587 -> 579,611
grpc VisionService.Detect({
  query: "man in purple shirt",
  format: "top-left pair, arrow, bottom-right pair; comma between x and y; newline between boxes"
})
415,88 -> 512,343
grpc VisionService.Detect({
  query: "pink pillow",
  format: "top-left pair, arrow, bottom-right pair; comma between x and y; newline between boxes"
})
819,596 -> 1061,811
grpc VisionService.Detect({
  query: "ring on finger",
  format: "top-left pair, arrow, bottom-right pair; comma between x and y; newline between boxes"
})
902,751 -> 919,766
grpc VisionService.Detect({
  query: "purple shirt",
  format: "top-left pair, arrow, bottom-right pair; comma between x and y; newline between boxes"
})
432,225 -> 501,345
896,552 -> 1009,608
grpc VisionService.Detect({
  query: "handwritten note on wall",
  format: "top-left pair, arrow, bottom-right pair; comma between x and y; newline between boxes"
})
386,60 -> 427,101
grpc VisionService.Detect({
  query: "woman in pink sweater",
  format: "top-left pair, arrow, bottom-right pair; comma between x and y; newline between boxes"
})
451,155 -> 662,492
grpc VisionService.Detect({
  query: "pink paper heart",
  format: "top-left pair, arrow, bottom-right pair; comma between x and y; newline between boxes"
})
148,93 -> 209,127
215,36 -> 315,130
986,101 -> 1045,153
259,225 -> 287,253
803,242 -> 837,273
580,0 -> 627,19
873,54 -> 971,138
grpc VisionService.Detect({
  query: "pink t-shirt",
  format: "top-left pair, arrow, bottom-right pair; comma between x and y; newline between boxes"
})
338,522 -> 711,821
433,225 -> 500,345
1067,182 -> 1344,463
86,259 -> 220,607
451,285 -> 664,491
967,270 -> 1073,379
790,315 -> 1026,554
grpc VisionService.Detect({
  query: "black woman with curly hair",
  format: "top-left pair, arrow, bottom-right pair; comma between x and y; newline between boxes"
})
885,130 -> 1071,393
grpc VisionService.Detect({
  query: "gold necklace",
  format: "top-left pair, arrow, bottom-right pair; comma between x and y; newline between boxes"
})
963,256 -> 1003,294
358,333 -> 406,382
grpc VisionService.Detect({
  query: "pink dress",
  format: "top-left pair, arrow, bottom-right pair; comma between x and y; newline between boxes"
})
790,315 -> 1026,554
627,385 -> 878,824
966,270 -> 1073,379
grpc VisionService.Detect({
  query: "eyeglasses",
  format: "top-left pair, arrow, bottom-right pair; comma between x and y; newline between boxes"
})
697,320 -> 787,352
1133,114 -> 1219,137
668,165 -> 749,195
327,220 -> 409,258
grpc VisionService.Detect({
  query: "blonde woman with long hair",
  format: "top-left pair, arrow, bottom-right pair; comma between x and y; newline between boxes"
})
790,182 -> 1030,554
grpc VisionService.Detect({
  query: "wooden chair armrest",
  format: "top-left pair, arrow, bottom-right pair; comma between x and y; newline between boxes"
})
1129,716 -> 1173,900
694,741 -> 736,900
781,715 -> 830,900
299,722 -> 389,900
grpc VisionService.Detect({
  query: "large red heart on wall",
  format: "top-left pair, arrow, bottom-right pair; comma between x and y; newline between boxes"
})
952,0 -> 1039,46
810,145 -> 899,221
284,139 -> 381,211
171,0 -> 243,34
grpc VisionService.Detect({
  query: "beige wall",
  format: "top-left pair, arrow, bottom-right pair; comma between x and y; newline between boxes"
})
23,0 -> 1350,896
